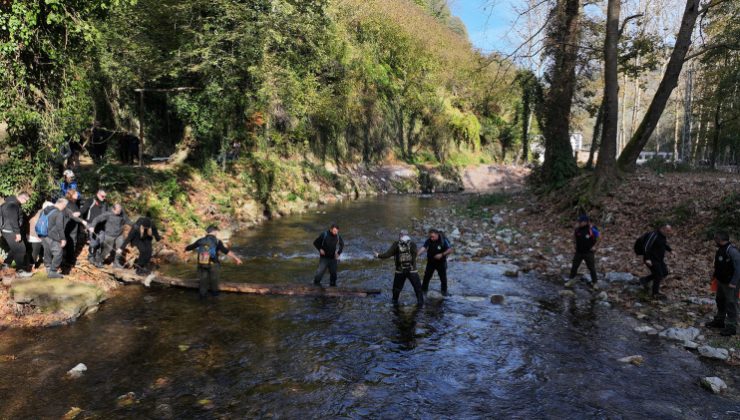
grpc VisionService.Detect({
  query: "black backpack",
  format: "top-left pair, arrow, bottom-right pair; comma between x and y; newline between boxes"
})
398,240 -> 413,270
634,231 -> 657,256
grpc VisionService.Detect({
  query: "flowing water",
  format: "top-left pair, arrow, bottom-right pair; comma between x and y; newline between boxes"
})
0,196 -> 739,419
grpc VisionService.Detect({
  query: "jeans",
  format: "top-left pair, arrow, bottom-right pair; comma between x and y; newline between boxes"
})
314,257 -> 338,286
393,271 -> 424,306
198,265 -> 220,298
570,251 -> 598,283
2,231 -> 28,271
714,282 -> 739,327
422,260 -> 448,292
42,237 -> 64,273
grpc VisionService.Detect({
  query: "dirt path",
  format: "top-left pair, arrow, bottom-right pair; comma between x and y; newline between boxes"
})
461,165 -> 530,193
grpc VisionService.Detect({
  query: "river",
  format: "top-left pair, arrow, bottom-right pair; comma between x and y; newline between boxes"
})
0,196 -> 738,418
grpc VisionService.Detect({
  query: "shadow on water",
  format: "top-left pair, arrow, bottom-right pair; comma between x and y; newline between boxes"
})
0,196 -> 739,418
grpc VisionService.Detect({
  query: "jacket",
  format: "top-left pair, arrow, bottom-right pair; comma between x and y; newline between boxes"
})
378,240 -> 418,273
313,231 -> 344,259
122,217 -> 162,248
574,225 -> 600,253
714,243 -> 740,286
644,230 -> 671,263
90,211 -> 133,237
0,196 -> 24,234
43,206 -> 68,242
80,197 -> 109,223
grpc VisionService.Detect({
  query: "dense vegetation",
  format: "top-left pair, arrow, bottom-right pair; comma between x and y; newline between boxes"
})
0,0 -> 523,206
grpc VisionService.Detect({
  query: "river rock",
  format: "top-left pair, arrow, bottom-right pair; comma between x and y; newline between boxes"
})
66,363 -> 87,378
11,278 -> 106,320
701,377 -> 728,394
426,291 -> 445,300
698,345 -> 729,361
686,297 -> 715,305
595,291 -> 608,301
598,301 -> 612,308
491,215 -> 504,225
634,326 -> 658,335
490,295 -> 505,304
658,327 -> 700,342
618,355 -> 644,365
605,272 -> 635,283
683,340 -> 700,350
559,290 -> 575,297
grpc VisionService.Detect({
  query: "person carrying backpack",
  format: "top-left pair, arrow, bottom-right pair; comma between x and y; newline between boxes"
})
312,223 -> 344,287
705,231 -> 740,336
375,230 -> 424,307
80,189 -> 109,263
417,228 -> 454,295
121,216 -> 162,275
27,201 -> 54,271
565,215 -> 601,289
1,192 -> 32,278
185,225 -> 242,299
636,223 -> 673,299
39,198 -> 70,278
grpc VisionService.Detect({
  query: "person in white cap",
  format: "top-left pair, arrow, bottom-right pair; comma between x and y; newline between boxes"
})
60,169 -> 78,199
375,230 -> 424,307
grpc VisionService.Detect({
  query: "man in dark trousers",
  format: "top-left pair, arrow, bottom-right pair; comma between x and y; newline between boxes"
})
88,203 -> 133,268
41,198 -> 70,278
313,223 -> 344,287
706,232 -> 740,336
639,223 -> 673,299
417,229 -> 453,295
1,192 -> 32,277
80,189 -> 109,262
565,215 -> 601,289
375,230 -> 424,307
185,226 -> 242,299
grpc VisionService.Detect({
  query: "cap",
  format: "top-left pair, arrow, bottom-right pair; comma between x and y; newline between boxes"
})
63,169 -> 75,178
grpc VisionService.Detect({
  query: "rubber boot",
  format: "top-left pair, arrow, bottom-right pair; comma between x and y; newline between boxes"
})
705,319 -> 725,329
720,324 -> 736,336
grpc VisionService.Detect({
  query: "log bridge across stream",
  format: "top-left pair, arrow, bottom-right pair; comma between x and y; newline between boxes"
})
101,268 -> 382,298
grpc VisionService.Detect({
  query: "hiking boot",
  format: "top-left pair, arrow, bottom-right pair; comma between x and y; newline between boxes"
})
47,271 -> 63,279
16,270 -> 33,279
705,319 -> 725,329
639,277 -> 651,289
565,278 -> 578,288
720,325 -> 737,336
652,292 -> 668,301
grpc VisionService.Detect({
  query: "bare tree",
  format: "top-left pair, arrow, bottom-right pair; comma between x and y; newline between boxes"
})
594,0 -> 621,186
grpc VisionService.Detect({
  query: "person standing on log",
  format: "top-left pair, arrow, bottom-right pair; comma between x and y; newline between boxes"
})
313,223 -> 344,287
705,232 -> 740,336
638,223 -> 673,300
417,228 -> 453,295
1,191 -> 33,278
185,225 -> 242,299
40,198 -> 69,278
565,215 -> 601,290
88,203 -> 132,268
80,189 -> 109,263
375,230 -> 424,307
121,216 -> 162,275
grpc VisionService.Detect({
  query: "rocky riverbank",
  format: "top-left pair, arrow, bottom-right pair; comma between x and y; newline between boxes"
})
412,169 -> 740,384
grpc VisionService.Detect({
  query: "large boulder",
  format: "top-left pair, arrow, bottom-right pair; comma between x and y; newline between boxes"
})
698,345 -> 729,361
701,377 -> 728,394
11,278 -> 106,320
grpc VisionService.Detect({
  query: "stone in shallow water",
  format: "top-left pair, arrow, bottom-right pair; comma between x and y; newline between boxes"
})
701,377 -> 728,394
658,327 -> 700,342
426,291 -> 445,300
634,325 -> 657,335
605,272 -> 635,283
10,278 -> 106,319
490,295 -> 505,304
66,363 -> 87,378
698,345 -> 729,361
617,355 -> 644,365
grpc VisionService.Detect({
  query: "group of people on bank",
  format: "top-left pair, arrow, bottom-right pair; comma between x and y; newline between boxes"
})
567,215 -> 739,337
1,171 -> 162,279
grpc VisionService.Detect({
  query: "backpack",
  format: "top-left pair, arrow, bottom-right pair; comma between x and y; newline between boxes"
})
197,236 -> 219,266
398,240 -> 413,270
633,231 -> 657,256
35,209 -> 57,238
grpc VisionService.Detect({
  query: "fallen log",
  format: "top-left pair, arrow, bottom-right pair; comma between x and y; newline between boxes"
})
101,268 -> 382,297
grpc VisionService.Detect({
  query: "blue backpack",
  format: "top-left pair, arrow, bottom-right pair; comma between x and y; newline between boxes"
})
35,209 -> 57,238
197,236 -> 219,266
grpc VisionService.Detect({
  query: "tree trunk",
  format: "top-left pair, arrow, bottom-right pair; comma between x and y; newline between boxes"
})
103,268 -> 382,297
540,0 -> 581,185
593,0 -> 621,187
710,100 -> 722,168
587,98 -> 606,170
617,0 -> 701,171
521,90 -> 532,163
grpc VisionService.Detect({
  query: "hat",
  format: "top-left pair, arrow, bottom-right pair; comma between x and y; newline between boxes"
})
63,169 -> 75,178
578,215 -> 590,222
206,225 -> 219,234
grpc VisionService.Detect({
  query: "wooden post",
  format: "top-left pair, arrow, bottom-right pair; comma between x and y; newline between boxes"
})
139,89 -> 145,167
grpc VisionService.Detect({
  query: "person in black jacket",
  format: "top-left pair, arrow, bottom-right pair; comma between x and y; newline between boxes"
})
705,232 -> 740,336
417,229 -> 454,295
565,215 -> 601,289
62,189 -> 87,268
185,225 -> 242,299
80,190 -> 109,262
121,217 -> 162,275
312,223 -> 344,287
639,223 -> 673,299
375,230 -> 424,306
88,203 -> 133,268
1,192 -> 32,277
42,198 -> 70,278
